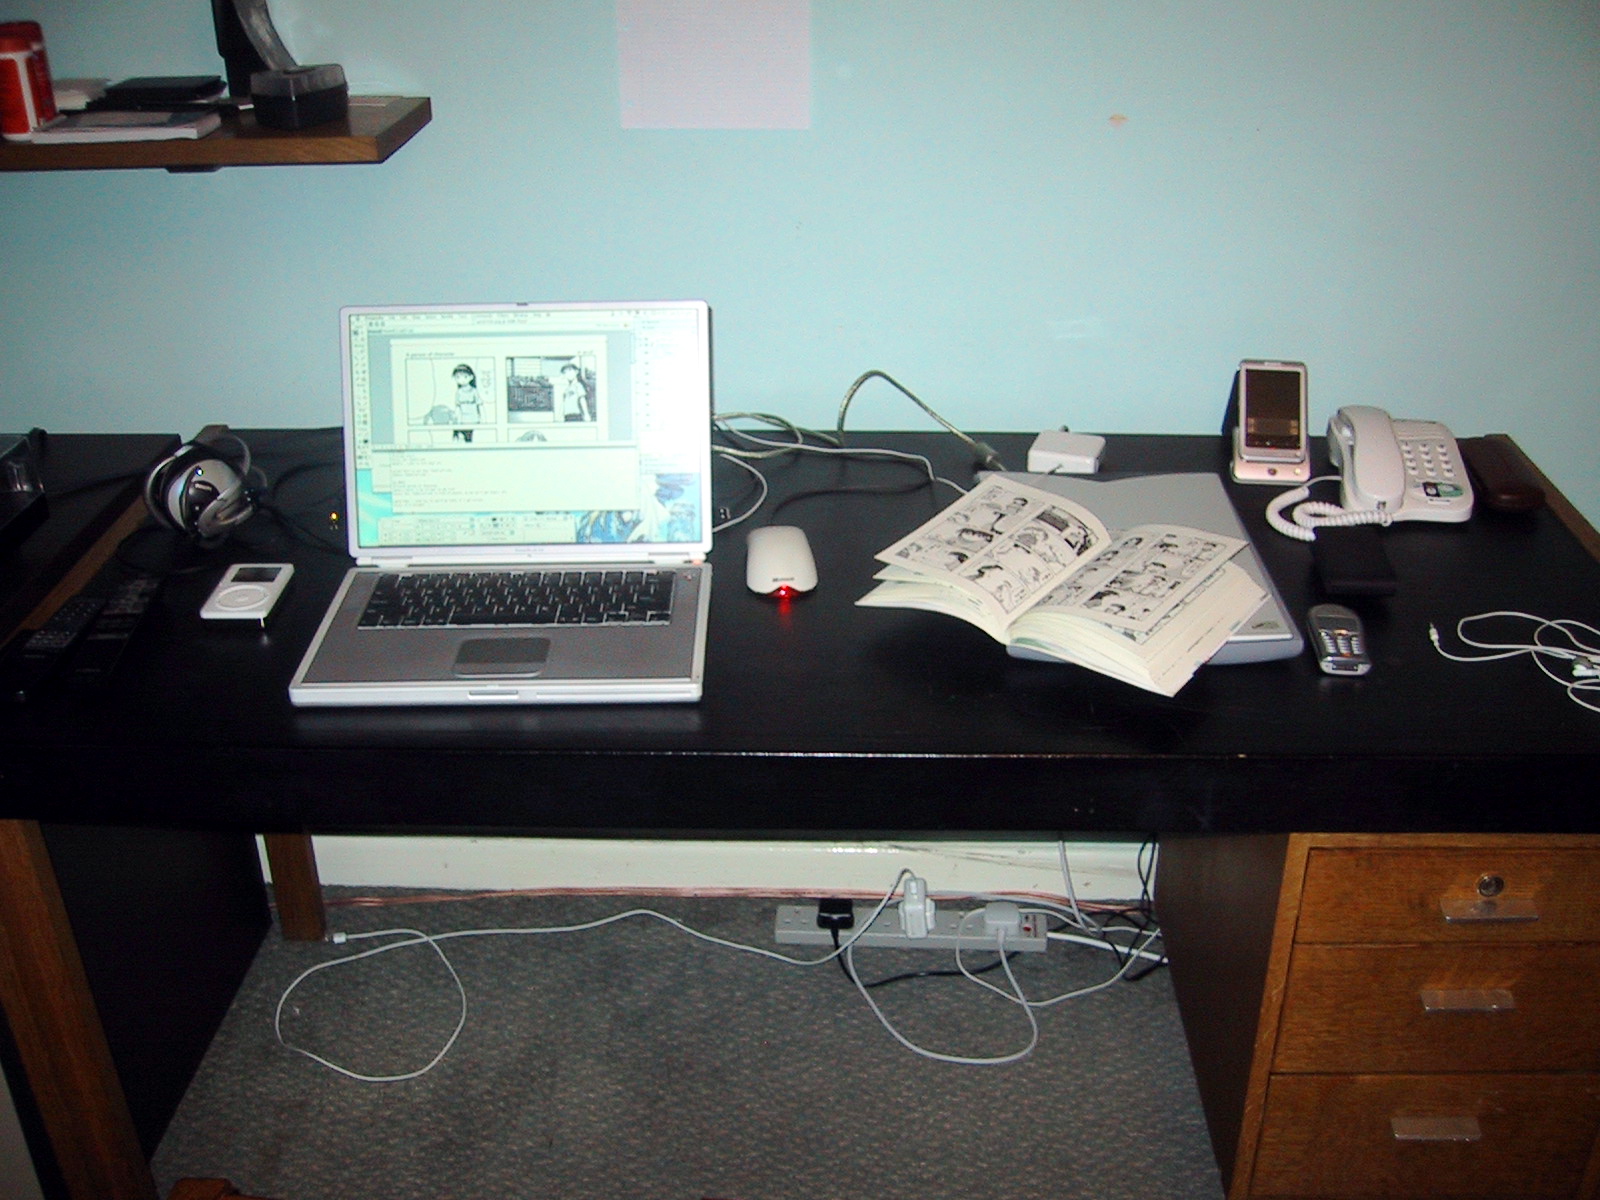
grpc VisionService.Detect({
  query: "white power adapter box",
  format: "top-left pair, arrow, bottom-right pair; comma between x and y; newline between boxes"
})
1027,430 -> 1105,474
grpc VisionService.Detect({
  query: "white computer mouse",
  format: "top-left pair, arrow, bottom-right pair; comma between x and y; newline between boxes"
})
745,525 -> 818,596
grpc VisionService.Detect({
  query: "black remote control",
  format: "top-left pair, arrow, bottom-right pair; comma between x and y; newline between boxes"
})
0,594 -> 106,702
68,574 -> 163,689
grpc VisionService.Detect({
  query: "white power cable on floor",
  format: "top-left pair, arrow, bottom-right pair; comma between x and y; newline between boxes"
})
275,853 -> 1164,1080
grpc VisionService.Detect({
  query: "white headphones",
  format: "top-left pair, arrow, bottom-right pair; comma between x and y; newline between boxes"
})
143,427 -> 255,542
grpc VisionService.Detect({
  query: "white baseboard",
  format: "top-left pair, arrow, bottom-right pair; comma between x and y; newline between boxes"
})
265,836 -> 1153,903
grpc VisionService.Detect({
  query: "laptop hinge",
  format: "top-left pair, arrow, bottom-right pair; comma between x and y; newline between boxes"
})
354,555 -> 700,570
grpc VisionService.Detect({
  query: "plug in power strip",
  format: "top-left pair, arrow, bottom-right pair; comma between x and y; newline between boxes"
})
774,903 -> 1049,953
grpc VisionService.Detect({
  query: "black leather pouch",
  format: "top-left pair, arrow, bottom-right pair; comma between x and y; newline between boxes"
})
1313,526 -> 1397,597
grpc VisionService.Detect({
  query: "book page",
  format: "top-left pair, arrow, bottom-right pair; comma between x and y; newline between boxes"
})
1029,524 -> 1247,633
1010,561 -> 1267,695
874,477 -> 1111,621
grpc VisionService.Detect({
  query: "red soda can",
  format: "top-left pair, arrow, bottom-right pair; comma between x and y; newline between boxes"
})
0,20 -> 58,140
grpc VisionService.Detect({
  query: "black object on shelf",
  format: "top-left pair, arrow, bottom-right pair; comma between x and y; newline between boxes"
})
251,63 -> 348,129
211,0 -> 297,98
85,75 -> 226,110
211,0 -> 349,129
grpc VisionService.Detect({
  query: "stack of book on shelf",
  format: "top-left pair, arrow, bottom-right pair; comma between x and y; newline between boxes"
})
29,109 -> 221,143
27,75 -> 224,143
857,475 -> 1268,696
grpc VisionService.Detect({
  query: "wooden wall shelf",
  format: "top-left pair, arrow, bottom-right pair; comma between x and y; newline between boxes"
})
0,95 -> 430,172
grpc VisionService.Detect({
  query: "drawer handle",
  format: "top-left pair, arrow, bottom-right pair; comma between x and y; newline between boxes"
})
1419,987 -> 1516,1013
1439,896 -> 1539,924
1392,1115 -> 1483,1143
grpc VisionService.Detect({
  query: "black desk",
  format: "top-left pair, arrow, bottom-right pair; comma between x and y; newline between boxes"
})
2,429 -> 1598,1200
3,429 -> 1596,836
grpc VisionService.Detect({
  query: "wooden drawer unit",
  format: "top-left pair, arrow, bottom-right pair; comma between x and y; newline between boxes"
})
1158,834 -> 1600,1200
1253,1074 -> 1600,1198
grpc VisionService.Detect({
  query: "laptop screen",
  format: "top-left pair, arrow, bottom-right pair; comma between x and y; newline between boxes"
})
341,301 -> 713,565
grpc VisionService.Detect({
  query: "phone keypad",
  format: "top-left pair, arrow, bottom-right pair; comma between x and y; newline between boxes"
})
1317,627 -> 1365,660
1399,432 -> 1469,500
1402,437 -> 1453,479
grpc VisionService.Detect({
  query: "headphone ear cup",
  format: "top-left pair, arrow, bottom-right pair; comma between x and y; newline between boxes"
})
178,456 -> 246,538
144,439 -> 254,540
145,444 -> 209,532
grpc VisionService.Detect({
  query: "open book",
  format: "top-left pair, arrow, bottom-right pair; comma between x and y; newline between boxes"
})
857,476 -> 1268,696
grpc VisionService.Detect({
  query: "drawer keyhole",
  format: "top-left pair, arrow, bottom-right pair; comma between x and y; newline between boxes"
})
1441,874 -> 1538,924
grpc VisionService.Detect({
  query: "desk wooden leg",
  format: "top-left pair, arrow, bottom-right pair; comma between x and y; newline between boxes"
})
0,819 -> 156,1200
262,833 -> 325,942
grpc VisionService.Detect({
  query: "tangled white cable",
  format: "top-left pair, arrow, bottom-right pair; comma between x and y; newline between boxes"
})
1428,611 -> 1600,713
274,856 -> 1164,1080
275,875 -> 915,1082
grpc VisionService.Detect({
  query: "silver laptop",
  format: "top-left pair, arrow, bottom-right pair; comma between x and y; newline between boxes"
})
289,301 -> 713,707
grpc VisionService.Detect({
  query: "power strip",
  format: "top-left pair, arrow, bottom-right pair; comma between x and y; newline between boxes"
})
773,903 -> 1050,953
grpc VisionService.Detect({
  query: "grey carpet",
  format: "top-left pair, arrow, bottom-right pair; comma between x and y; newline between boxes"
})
153,890 -> 1224,1200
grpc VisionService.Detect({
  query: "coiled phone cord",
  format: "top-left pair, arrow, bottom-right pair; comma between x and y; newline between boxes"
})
1266,474 -> 1393,542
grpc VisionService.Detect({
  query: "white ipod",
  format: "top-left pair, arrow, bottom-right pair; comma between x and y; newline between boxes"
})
201,562 -> 294,624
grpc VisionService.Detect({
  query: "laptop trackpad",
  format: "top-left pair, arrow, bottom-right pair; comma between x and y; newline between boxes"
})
454,637 -> 550,677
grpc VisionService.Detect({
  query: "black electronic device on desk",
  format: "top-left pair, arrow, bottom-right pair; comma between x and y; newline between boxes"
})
0,592 -> 103,702
0,431 -> 179,645
0,568 -> 163,703
0,431 -> 47,552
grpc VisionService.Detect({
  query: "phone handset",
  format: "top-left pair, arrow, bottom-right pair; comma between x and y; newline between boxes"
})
1268,406 -> 1473,541
1329,405 -> 1407,511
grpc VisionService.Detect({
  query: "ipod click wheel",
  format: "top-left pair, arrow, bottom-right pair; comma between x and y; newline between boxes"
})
201,563 -> 294,624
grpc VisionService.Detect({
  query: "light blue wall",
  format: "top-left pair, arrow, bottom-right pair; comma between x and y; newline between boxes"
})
3,1 -> 1597,524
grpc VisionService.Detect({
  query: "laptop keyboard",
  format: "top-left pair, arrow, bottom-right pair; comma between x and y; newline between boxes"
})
357,569 -> 677,628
